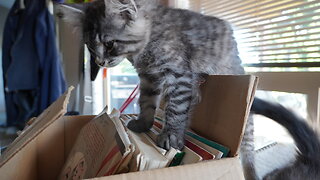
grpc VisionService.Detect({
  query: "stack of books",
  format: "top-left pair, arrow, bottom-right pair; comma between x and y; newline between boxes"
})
58,109 -> 230,179
120,114 -> 229,166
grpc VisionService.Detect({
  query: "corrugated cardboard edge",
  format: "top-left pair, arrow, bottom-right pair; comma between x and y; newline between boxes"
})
234,76 -> 259,156
90,157 -> 244,180
0,87 -> 74,167
190,75 -> 258,157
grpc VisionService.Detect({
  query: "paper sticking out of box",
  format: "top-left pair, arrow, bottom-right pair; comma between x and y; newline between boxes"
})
127,130 -> 177,171
59,108 -> 180,179
122,114 -> 220,165
59,109 -> 134,179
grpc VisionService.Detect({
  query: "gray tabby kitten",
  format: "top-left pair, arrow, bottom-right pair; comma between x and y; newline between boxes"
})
57,0 -> 254,178
58,1 -> 320,180
252,98 -> 320,180
57,0 -> 244,149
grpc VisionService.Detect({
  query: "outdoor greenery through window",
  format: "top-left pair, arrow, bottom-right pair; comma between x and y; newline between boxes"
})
174,0 -> 320,72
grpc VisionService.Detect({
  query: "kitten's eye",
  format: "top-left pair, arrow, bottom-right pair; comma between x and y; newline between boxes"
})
104,40 -> 115,51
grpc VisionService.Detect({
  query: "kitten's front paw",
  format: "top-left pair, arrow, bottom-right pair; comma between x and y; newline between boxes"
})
127,118 -> 152,133
157,130 -> 184,150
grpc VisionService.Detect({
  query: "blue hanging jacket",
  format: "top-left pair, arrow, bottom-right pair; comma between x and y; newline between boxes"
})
35,2 -> 67,113
2,0 -> 66,125
2,0 -> 41,91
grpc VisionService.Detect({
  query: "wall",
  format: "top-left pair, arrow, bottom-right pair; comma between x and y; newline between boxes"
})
253,72 -> 320,125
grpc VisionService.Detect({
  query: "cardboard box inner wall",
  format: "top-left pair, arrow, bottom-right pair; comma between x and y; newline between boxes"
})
0,75 -> 258,180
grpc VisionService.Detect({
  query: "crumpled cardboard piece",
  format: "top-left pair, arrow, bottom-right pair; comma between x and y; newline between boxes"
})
0,87 -> 74,167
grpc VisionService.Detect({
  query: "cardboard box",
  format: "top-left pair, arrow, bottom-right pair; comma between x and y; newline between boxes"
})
58,109 -> 135,179
0,75 -> 258,180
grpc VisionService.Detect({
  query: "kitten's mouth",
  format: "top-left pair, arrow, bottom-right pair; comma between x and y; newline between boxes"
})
95,59 -> 122,68
107,61 -> 121,67
95,59 -> 106,67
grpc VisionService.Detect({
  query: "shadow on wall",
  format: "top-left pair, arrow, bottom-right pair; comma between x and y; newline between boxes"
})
0,6 -> 12,124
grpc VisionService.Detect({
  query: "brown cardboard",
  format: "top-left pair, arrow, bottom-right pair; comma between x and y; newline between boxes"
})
0,86 -> 73,167
0,75 -> 257,180
191,75 -> 258,156
59,110 -> 134,179
95,157 -> 244,180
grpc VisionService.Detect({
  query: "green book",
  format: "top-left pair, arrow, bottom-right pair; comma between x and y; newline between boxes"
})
154,116 -> 229,157
155,117 -> 164,122
186,131 -> 229,157
169,151 -> 186,167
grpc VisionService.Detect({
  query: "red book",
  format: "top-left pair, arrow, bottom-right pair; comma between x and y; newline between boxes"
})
185,140 -> 215,160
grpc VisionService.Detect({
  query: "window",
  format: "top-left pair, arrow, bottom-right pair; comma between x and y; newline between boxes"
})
171,0 -> 320,122
105,60 -> 140,114
171,0 -> 320,149
173,0 -> 320,72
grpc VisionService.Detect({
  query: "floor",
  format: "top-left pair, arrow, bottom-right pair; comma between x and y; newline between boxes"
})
253,114 -> 296,178
0,130 -> 17,155
255,142 -> 296,178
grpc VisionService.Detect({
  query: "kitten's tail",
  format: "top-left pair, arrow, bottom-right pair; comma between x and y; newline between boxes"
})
251,98 -> 320,162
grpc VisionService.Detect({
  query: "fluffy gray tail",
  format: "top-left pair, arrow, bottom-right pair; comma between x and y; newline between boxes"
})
251,98 -> 320,162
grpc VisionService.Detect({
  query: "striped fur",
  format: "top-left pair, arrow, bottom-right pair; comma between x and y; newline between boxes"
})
57,0 -> 256,177
57,0 -> 244,150
58,1 -> 320,179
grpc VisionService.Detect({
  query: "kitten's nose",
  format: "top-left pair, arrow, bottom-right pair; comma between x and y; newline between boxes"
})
95,59 -> 105,66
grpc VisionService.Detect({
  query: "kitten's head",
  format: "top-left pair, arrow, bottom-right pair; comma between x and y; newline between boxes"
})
56,0 -> 156,67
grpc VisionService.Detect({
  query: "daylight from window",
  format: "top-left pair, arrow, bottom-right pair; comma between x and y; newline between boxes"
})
231,0 -> 320,71
176,0 -> 320,72
107,60 -> 140,114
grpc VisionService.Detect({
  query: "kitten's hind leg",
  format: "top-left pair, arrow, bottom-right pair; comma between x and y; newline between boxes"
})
127,73 -> 163,133
157,72 -> 194,150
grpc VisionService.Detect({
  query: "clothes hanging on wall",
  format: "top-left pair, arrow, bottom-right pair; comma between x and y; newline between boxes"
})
2,0 -> 66,129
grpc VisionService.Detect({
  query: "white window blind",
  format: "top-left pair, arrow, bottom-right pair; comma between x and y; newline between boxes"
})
174,0 -> 320,71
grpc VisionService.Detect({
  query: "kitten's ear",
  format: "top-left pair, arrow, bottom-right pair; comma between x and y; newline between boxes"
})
55,3 -> 85,28
104,0 -> 138,21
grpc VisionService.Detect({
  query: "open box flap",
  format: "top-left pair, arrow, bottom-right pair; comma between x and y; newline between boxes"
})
190,75 -> 258,157
0,87 -> 73,167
